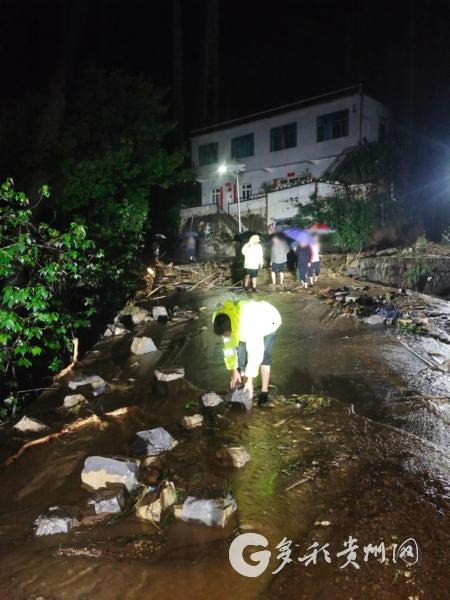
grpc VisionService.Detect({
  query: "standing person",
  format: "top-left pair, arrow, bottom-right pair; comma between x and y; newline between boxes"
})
309,234 -> 321,285
270,236 -> 289,287
295,241 -> 312,289
186,236 -> 196,262
212,299 -> 282,406
242,234 -> 264,293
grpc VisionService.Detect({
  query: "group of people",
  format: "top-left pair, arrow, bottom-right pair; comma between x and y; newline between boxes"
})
241,233 -> 321,292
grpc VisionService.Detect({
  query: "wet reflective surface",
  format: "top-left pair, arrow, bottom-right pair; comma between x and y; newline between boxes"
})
0,279 -> 449,599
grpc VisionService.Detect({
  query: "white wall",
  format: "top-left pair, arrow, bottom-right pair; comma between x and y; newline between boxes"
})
191,92 -> 388,208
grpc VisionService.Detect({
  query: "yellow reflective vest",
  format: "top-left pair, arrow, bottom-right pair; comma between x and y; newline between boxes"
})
213,299 -> 282,377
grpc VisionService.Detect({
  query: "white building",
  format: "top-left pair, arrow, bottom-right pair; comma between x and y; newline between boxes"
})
186,85 -> 388,226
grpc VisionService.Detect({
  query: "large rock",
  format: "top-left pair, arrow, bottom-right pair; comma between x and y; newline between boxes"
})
63,394 -> 87,409
154,366 -> 185,382
216,447 -> 250,468
131,309 -> 149,325
88,486 -> 126,515
130,336 -> 158,355
152,306 -> 169,321
81,456 -> 140,492
181,414 -> 203,430
14,415 -> 48,433
129,427 -> 178,456
230,387 -> 252,411
201,391 -> 223,408
34,506 -> 79,536
135,481 -> 177,523
68,375 -> 106,396
174,496 -> 237,527
363,315 -> 386,327
103,323 -> 128,337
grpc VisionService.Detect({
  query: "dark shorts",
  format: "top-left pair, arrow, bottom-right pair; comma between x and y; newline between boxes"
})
271,262 -> 287,273
297,266 -> 309,282
237,333 -> 277,370
245,268 -> 259,278
310,261 -> 320,276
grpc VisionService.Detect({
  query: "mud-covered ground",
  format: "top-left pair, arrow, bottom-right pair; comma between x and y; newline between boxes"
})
0,270 -> 449,599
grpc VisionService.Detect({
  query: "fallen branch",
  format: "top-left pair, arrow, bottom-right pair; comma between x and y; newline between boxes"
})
4,414 -> 105,466
146,285 -> 163,298
187,273 -> 215,292
285,477 -> 309,492
54,338 -> 79,381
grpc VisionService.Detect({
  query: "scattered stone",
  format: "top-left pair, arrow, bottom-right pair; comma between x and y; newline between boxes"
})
152,306 -> 169,321
201,391 -> 224,407
174,495 -> 237,527
345,295 -> 361,304
68,375 -> 106,396
130,336 -> 158,355
14,415 -> 48,433
88,486 -> 126,515
376,247 -> 397,256
103,323 -> 128,337
315,520 -> 332,527
181,414 -> 204,429
229,386 -> 252,410
129,427 -> 178,456
363,315 -> 386,327
135,481 -> 177,523
34,506 -> 79,536
154,366 -> 185,382
375,304 -> 401,321
81,456 -> 140,492
216,447 -> 250,468
131,309 -> 149,325
63,394 -> 87,409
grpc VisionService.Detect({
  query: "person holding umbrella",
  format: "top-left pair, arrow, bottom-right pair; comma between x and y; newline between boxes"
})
242,234 -> 264,293
282,228 -> 314,290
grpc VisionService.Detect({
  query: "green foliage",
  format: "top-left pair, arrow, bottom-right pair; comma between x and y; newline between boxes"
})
403,263 -> 430,288
296,394 -> 331,414
0,179 -> 102,387
296,188 -> 390,251
55,69 -> 187,301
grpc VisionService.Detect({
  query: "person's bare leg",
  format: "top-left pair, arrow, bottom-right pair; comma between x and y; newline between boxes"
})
260,364 -> 270,392
280,271 -> 284,286
271,271 -> 276,285
244,274 -> 250,289
252,276 -> 257,290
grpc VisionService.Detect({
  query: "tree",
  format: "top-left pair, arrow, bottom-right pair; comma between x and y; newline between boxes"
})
0,179 -> 102,404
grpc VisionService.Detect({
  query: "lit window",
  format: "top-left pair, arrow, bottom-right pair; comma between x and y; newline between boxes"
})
199,142 -> 218,166
231,133 -> 254,159
212,188 -> 221,204
270,123 -> 297,151
241,183 -> 252,200
317,110 -> 349,142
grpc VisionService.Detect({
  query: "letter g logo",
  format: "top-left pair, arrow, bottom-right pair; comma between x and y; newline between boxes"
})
229,533 -> 271,577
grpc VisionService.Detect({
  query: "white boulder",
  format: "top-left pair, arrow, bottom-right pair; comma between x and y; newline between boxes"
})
216,446 -> 250,468
63,394 -> 87,409
129,427 -> 178,456
201,392 -> 223,408
130,337 -> 158,355
88,487 -> 126,515
81,456 -> 140,492
135,481 -> 177,523
181,414 -> 203,430
154,366 -> 185,382
34,507 -> 79,536
14,415 -> 48,433
68,375 -> 106,396
174,496 -> 237,527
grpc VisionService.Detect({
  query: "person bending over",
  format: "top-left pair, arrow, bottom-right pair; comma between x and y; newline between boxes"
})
212,299 -> 281,406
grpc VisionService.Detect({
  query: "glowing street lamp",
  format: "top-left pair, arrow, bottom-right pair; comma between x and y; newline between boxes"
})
217,161 -> 245,233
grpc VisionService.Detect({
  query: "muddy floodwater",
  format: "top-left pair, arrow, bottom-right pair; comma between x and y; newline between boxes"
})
0,278 -> 449,599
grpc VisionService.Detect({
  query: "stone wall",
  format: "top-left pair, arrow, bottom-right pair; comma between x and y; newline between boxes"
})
348,255 -> 450,297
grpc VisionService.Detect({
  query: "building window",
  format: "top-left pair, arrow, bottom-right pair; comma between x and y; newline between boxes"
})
241,183 -> 252,200
212,188 -> 221,205
199,142 -> 218,166
317,109 -> 349,142
231,133 -> 254,159
270,122 -> 297,152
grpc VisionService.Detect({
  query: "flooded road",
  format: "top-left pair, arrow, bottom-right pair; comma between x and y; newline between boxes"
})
0,279 -> 449,599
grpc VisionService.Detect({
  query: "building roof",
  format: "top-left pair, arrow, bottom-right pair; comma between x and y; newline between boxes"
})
191,84 -> 365,137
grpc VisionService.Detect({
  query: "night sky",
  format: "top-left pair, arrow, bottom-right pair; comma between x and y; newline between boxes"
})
1,0 -> 449,228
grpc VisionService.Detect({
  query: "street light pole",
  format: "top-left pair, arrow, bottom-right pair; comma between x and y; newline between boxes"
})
236,169 -> 241,233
